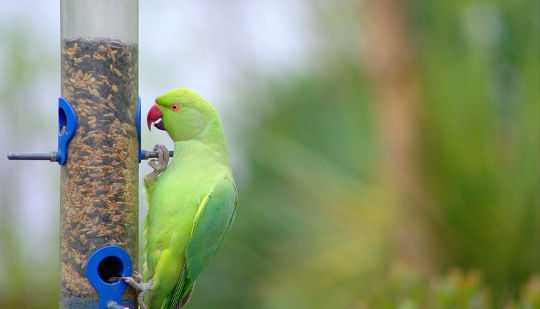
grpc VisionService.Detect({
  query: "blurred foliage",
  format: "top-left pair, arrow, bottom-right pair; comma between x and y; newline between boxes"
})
1,0 -> 539,308
189,62 -> 401,308
368,265 -> 540,309
410,0 -> 540,294
191,0 -> 540,307
369,263 -> 493,308
0,28 -> 59,308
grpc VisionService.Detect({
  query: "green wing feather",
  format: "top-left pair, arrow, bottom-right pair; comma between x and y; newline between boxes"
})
167,176 -> 237,309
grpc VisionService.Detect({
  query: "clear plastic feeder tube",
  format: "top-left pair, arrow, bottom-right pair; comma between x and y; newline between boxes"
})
60,0 -> 138,307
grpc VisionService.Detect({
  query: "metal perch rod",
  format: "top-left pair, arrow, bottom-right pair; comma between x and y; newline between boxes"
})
141,150 -> 175,160
7,152 -> 59,161
7,150 -> 174,161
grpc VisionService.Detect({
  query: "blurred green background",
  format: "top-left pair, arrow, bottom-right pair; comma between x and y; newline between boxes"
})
1,0 -> 539,308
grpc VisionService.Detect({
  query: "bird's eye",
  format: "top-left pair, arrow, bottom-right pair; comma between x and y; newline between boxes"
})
170,103 -> 180,111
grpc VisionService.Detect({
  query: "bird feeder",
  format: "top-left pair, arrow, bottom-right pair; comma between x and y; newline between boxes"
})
60,0 -> 139,307
4,0 -> 169,308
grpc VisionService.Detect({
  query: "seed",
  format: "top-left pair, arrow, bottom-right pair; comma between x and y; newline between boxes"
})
60,37 -> 138,301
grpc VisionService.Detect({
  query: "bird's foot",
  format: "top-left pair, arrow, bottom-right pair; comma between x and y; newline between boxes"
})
107,300 -> 128,309
145,144 -> 170,181
122,272 -> 153,309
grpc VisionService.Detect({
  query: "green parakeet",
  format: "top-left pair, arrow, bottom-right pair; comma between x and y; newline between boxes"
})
134,88 -> 237,309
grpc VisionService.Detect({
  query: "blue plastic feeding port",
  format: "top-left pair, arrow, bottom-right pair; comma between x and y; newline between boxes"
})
86,246 -> 133,309
58,97 -> 78,165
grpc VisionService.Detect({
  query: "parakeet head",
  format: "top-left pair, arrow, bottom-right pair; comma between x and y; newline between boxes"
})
147,88 -> 218,141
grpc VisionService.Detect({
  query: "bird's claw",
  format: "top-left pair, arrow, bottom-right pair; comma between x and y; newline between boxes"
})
122,276 -> 138,287
121,270 -> 143,289
150,144 -> 169,173
107,300 -> 128,309
146,144 -> 169,181
121,273 -> 153,309
132,270 -> 142,282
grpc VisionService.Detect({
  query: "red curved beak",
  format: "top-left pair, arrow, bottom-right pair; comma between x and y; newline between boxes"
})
147,104 -> 164,131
